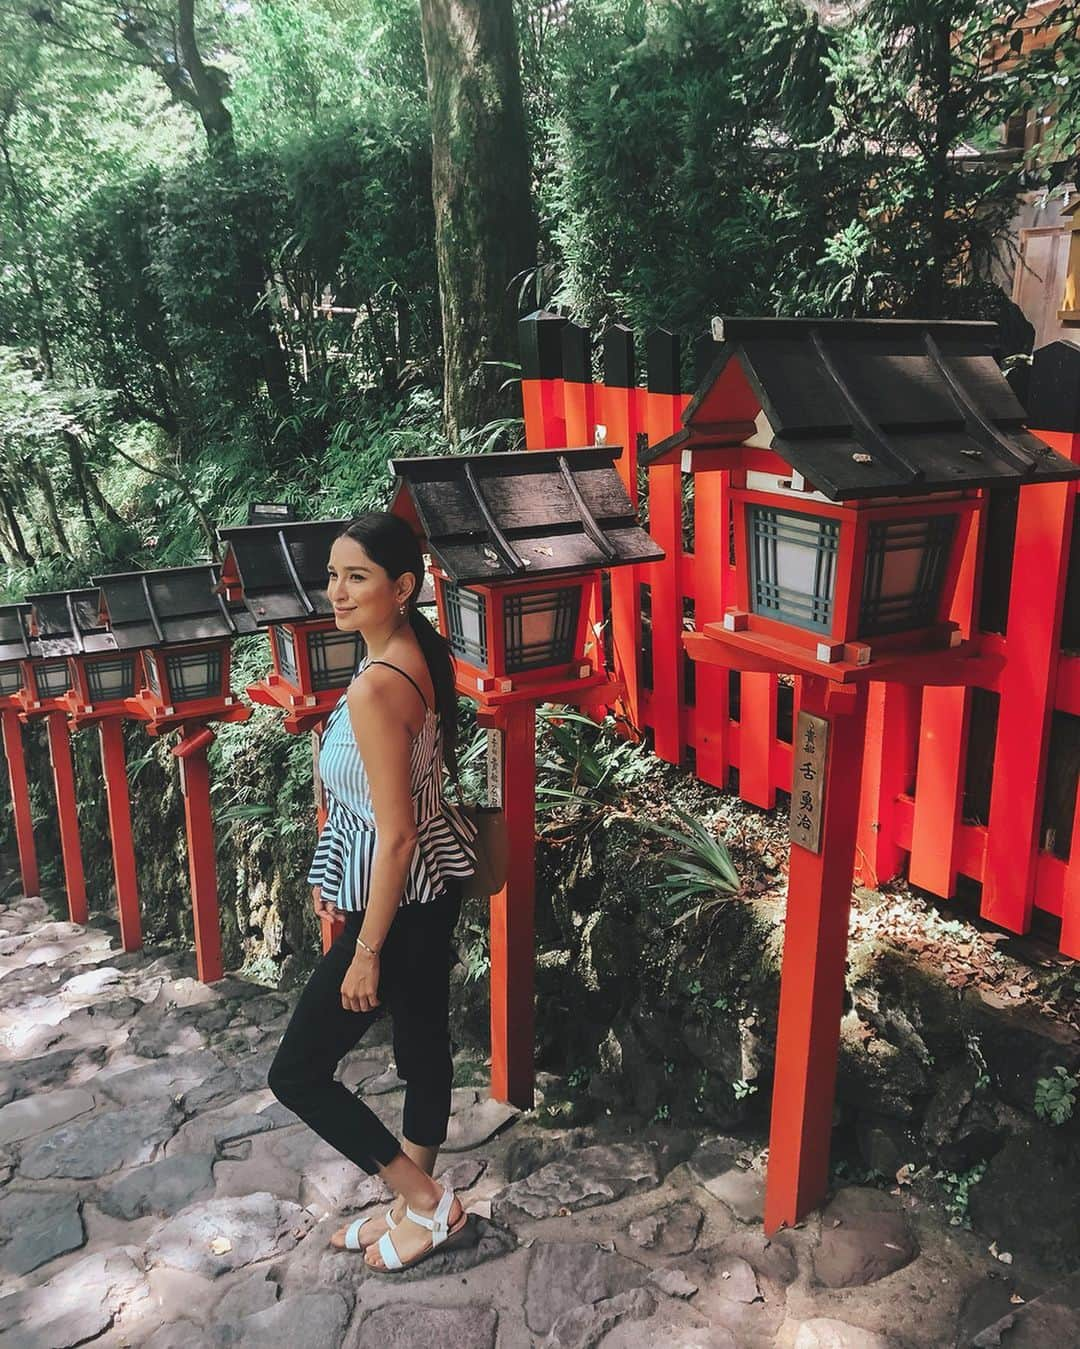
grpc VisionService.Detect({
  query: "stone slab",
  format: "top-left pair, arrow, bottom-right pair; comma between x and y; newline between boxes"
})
0,1189 -> 85,1275
628,1199 -> 704,1255
96,1152 -> 216,1220
496,1143 -> 661,1223
442,1096 -> 520,1152
222,1291 -> 351,1348
812,1188 -> 918,1289
0,1246 -> 149,1349
0,1086 -> 95,1144
348,1302 -> 498,1349
146,1192 -> 312,1277
525,1241 -> 650,1335
18,1099 -> 181,1180
545,1286 -> 657,1348
97,1049 -> 223,1106
790,1317 -> 894,1349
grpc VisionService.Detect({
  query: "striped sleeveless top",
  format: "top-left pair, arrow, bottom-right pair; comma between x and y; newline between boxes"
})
306,659 -> 477,913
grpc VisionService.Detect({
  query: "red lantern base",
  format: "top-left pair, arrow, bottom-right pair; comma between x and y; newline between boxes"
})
1,707 -> 39,897
684,629 -> 998,1236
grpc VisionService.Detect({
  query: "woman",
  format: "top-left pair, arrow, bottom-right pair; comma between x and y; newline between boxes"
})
268,512 -> 477,1274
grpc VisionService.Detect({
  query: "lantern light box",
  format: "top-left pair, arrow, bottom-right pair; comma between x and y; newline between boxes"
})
217,517 -> 365,726
25,588 -> 137,718
93,565 -> 256,727
643,317 -> 1080,676
641,315 -> 1080,1239
0,604 -> 32,705
389,447 -> 663,698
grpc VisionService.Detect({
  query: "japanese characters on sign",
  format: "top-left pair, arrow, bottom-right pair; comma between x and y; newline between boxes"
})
789,711 -> 829,853
486,728 -> 504,808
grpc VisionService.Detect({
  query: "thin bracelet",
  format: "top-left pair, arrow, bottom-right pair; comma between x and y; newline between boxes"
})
356,936 -> 380,959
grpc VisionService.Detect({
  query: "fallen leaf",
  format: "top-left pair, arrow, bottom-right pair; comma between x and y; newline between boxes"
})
883,1242 -> 903,1251
557,1206 -> 572,1217
1010,1294 -> 1025,1305
209,1236 -> 232,1255
998,1251 -> 1014,1265
596,1240 -> 615,1253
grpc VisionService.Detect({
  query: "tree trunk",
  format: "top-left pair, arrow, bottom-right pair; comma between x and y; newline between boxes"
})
0,100 -> 55,378
28,461 -> 72,555
925,17 -> 954,318
0,486 -> 32,565
62,433 -> 101,545
418,0 -> 536,441
161,1 -> 294,419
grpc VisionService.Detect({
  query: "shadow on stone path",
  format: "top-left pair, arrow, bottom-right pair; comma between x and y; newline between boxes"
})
0,893 -> 1074,1348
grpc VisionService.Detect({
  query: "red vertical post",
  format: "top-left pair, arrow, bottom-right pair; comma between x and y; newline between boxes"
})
907,490 -> 983,896
765,676 -> 869,1235
45,711 -> 87,924
488,700 -> 536,1110
690,331 -> 733,786
174,727 -> 223,983
562,323 -> 603,672
856,683 -> 919,887
599,326 -> 642,731
1061,771 -> 1080,958
519,311 -> 567,450
740,673 -> 779,809
1,706 -> 39,896
561,322 -> 597,447
982,475 -> 1075,931
98,717 -> 141,952
645,330 -> 685,763
693,469 -> 731,786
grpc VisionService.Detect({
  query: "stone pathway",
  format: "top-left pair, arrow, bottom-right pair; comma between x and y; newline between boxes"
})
1,893 -> 1077,1348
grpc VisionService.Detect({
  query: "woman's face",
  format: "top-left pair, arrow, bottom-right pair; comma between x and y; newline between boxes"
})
326,535 -> 413,633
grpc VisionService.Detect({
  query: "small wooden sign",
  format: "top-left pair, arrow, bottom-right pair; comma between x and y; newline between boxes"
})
486,728 -> 504,808
789,711 -> 829,853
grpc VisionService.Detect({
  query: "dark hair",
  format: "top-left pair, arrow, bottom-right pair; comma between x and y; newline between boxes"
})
336,512 -> 459,779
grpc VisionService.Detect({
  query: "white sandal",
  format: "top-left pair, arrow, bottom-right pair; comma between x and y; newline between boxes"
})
339,1207 -> 397,1252
371,1187 -> 469,1273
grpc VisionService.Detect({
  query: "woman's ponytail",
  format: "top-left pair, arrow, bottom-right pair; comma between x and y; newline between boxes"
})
408,606 -> 459,780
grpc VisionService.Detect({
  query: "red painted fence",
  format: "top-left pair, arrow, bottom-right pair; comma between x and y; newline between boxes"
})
519,313 -> 1080,958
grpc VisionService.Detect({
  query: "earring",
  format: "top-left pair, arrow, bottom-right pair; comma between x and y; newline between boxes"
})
399,602 -> 408,617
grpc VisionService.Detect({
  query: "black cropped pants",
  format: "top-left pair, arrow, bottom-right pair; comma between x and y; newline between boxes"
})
268,883 -> 461,1175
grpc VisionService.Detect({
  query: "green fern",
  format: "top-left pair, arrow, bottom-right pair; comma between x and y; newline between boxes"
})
642,808 -> 741,926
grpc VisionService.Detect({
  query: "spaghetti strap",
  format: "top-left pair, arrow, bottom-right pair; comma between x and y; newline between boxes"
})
365,659 -> 431,712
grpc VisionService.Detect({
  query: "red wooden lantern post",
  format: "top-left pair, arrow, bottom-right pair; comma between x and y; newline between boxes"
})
644,316 -> 1080,1234
390,449 -> 663,1108
95,566 -> 253,983
26,589 -> 146,949
15,611 -> 89,922
0,605 -> 39,897
217,513 -> 364,954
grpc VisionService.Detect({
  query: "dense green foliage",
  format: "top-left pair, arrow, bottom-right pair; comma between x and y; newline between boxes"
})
0,0 -> 1077,992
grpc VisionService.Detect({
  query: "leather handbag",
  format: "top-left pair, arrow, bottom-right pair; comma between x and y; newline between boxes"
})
458,802 -> 509,900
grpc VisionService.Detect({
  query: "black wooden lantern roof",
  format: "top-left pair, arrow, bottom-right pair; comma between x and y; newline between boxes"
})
93,565 -> 258,651
26,589 -> 116,658
641,317 -> 1080,500
390,448 -> 663,584
0,604 -> 32,664
218,520 -> 348,625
